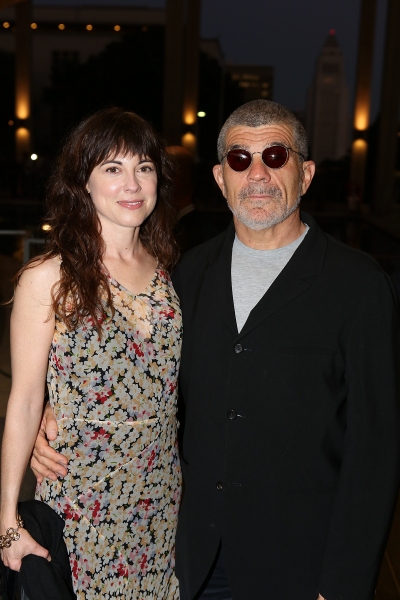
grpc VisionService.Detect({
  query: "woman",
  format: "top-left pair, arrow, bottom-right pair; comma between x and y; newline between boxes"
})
0,108 -> 182,598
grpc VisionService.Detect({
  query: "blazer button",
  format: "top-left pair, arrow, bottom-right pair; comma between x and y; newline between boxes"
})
216,481 -> 223,491
227,410 -> 237,420
234,343 -> 243,354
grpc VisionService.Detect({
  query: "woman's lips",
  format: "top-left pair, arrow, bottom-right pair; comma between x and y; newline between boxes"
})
117,200 -> 144,210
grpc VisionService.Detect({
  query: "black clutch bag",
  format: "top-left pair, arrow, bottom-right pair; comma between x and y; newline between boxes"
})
0,500 -> 76,600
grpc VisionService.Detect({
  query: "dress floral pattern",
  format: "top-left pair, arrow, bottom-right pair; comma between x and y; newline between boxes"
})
36,268 -> 182,599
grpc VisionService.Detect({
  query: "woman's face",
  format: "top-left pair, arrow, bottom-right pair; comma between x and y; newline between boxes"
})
86,153 -> 158,231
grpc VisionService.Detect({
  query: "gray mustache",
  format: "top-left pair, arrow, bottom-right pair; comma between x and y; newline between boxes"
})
238,185 -> 283,201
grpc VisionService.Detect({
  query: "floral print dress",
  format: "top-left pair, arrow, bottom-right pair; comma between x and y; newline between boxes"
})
36,268 -> 182,599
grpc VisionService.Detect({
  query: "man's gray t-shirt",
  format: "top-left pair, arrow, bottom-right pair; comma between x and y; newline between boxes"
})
232,226 -> 309,332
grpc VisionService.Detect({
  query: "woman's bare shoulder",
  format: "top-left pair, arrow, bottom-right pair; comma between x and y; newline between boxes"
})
16,256 -> 61,303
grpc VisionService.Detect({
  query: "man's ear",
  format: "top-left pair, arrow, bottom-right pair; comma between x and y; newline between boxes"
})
213,164 -> 226,198
301,160 -> 315,196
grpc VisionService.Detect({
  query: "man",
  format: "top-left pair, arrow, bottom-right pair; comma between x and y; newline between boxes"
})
32,100 -> 400,600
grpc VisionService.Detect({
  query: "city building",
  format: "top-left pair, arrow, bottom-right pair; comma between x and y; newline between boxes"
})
224,64 -> 273,103
0,5 -> 166,103
0,4 -> 273,158
0,5 -> 166,148
306,31 -> 350,165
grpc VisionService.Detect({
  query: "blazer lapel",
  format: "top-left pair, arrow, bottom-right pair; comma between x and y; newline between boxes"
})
200,222 -> 237,335
237,213 -> 328,340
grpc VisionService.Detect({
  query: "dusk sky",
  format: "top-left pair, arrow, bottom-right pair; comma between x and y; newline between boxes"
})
35,0 -> 389,119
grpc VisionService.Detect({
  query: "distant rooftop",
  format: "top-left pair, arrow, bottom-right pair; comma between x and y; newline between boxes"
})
324,29 -> 339,48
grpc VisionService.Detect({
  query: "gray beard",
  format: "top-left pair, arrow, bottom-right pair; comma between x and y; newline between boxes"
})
228,184 -> 302,231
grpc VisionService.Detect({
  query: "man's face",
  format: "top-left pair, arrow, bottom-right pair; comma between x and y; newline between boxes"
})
213,124 -> 315,231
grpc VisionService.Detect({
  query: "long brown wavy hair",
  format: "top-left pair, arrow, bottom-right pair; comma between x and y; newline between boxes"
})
18,107 -> 178,332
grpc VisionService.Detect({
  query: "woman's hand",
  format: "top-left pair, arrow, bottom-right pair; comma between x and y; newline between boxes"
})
0,528 -> 50,571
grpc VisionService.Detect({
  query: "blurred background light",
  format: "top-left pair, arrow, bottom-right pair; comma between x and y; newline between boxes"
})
182,132 -> 196,154
354,104 -> 369,131
16,94 -> 29,120
183,111 -> 196,126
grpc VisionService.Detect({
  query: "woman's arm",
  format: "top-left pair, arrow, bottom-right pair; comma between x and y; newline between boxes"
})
0,259 -> 58,570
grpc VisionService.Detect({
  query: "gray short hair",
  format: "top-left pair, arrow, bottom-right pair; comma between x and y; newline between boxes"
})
217,99 -> 308,163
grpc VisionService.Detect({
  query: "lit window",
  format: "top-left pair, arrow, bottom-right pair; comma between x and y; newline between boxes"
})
31,23 -> 37,29
114,25 -> 121,32
3,22 -> 10,29
86,24 -> 93,31
58,23 -> 65,30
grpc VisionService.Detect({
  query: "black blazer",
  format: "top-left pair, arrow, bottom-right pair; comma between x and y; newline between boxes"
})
172,213 -> 400,600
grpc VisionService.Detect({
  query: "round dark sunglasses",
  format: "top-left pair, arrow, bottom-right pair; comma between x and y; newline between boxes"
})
222,145 -> 306,172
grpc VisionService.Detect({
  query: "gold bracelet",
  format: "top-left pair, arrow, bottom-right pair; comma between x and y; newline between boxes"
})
0,515 -> 24,549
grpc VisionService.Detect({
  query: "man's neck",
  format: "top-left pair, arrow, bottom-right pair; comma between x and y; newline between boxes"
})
234,209 -> 306,250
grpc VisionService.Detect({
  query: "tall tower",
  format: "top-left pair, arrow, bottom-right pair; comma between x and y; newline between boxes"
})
306,31 -> 349,165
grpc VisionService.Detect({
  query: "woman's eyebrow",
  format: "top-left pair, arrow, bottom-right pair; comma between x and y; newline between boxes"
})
102,159 -> 123,166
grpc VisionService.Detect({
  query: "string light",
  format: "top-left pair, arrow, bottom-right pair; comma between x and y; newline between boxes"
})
3,22 -> 10,29
58,23 -> 65,30
86,24 -> 93,31
197,111 -> 206,118
30,154 -> 38,161
31,23 -> 37,29
114,25 -> 121,32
